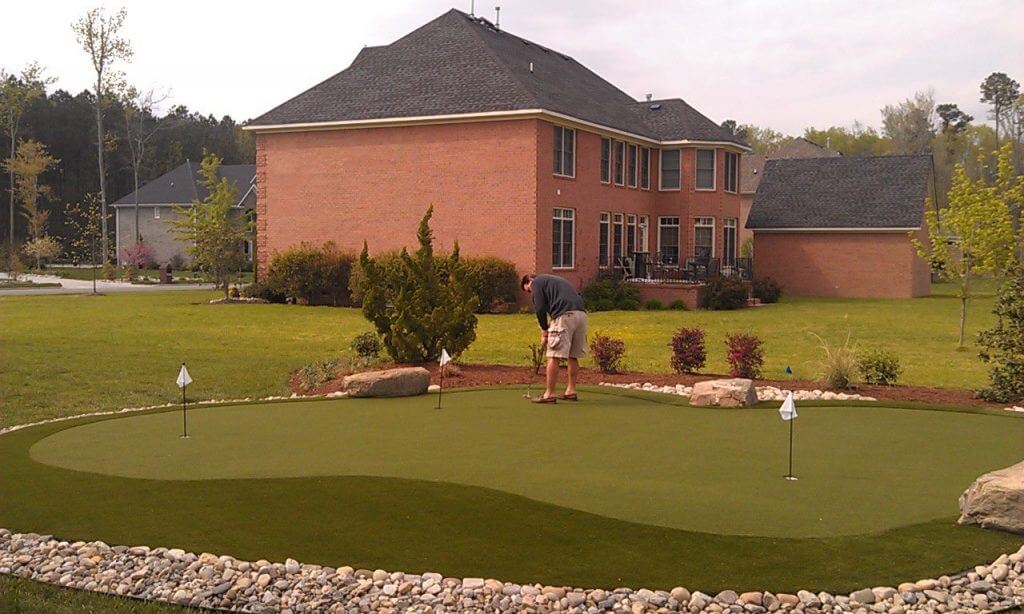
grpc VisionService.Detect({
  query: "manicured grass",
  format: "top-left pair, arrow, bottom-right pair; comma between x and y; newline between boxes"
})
28,389 -> 1024,538
0,576 -> 185,613
3,388 -> 1022,592
41,267 -> 253,283
0,284 -> 999,428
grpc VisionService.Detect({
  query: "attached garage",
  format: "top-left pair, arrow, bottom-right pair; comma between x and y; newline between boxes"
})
746,155 -> 934,299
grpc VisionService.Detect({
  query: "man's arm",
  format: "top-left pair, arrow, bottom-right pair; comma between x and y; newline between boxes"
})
532,285 -> 549,330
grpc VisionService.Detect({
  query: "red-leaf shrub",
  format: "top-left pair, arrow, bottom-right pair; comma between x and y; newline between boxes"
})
725,332 -> 764,379
121,241 -> 156,269
670,327 -> 706,374
590,332 -> 626,374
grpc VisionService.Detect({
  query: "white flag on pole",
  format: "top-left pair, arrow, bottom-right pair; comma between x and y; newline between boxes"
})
779,391 -> 798,421
176,363 -> 192,389
439,349 -> 452,367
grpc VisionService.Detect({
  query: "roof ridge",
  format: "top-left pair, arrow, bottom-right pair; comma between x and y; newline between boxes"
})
456,12 -> 540,109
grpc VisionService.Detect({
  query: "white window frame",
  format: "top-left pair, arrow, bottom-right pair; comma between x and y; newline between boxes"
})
694,216 -> 715,259
657,216 -> 681,265
553,125 -> 575,178
612,213 -> 624,259
638,215 -> 649,252
600,138 -> 611,184
724,152 -> 739,193
627,143 -> 638,188
659,148 -> 681,191
154,206 -> 161,220
552,207 -> 576,269
695,148 -> 716,191
613,140 -> 625,186
599,212 -> 610,267
723,217 -> 738,266
640,147 -> 651,190
626,214 -> 637,256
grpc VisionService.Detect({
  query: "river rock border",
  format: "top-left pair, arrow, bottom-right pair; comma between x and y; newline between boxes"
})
600,381 -> 878,402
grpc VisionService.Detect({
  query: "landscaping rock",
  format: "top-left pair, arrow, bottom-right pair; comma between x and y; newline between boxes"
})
689,378 -> 758,407
959,460 -> 1024,534
342,367 -> 430,398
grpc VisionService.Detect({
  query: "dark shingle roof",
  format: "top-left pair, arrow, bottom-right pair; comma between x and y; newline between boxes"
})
249,10 -> 746,146
740,138 -> 841,194
739,154 -> 765,195
746,155 -> 932,230
112,162 -> 256,208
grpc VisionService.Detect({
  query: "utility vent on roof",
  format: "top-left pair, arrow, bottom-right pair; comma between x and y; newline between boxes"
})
650,104 -> 661,110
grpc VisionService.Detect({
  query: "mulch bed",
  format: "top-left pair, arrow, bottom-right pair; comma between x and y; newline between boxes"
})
290,362 -> 1000,409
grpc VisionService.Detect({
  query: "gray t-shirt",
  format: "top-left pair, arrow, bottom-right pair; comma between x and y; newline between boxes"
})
531,274 -> 585,330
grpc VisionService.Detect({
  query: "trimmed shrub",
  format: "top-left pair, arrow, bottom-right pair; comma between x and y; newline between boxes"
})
464,256 -> 518,313
725,332 -> 764,379
670,327 -> 706,374
590,332 -> 626,374
643,299 -> 664,310
701,276 -> 749,310
582,278 -> 641,311
266,242 -> 355,306
668,299 -> 688,311
242,280 -> 286,303
350,331 -> 383,360
857,347 -> 903,386
752,277 -> 783,304
812,333 -> 857,389
977,272 -> 1024,402
357,206 -> 479,362
120,241 -> 157,270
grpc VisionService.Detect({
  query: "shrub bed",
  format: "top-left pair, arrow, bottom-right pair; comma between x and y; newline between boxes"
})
266,242 -> 355,306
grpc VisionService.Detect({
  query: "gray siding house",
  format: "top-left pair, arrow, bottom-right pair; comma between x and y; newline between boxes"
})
113,162 -> 256,266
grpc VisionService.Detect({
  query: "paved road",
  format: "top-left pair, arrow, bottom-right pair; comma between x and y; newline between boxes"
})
0,273 -> 216,297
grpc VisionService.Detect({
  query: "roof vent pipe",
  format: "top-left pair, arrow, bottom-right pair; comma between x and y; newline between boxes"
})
529,62 -> 533,73
494,6 -> 500,29
645,93 -> 652,102
470,0 -> 475,16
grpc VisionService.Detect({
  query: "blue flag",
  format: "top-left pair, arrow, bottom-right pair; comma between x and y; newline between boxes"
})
785,365 -> 793,376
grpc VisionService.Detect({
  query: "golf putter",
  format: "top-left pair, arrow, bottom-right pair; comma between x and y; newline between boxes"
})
524,340 -> 547,399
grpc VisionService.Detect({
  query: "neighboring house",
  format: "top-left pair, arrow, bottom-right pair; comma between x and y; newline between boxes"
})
113,162 -> 256,267
244,9 -> 749,294
746,155 -> 934,298
739,137 -> 840,246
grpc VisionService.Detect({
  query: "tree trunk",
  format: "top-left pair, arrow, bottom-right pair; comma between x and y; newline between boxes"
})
8,130 -> 15,253
959,295 -> 967,348
95,79 -> 108,263
133,162 -> 140,244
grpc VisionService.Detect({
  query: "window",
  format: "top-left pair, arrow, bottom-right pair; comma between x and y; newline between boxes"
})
153,206 -> 161,220
626,214 -> 637,256
696,149 -> 716,190
638,215 -> 649,253
612,213 -> 624,260
658,216 -> 680,265
640,148 -> 650,189
723,218 -> 738,266
660,149 -> 681,190
627,144 -> 638,187
552,126 -> 575,177
613,141 -> 625,185
552,208 -> 575,268
599,212 -> 610,267
694,216 -> 715,259
724,152 -> 739,193
600,138 -> 611,183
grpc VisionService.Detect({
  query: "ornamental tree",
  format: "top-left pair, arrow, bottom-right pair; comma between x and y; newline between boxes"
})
977,270 -> 1024,402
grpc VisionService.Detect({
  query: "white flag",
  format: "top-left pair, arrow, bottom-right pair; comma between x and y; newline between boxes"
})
176,363 -> 192,389
779,391 -> 798,421
439,349 -> 452,367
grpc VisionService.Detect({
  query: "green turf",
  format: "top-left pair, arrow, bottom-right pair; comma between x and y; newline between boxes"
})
3,388 -> 1022,592
28,388 -> 1024,538
0,576 -> 187,613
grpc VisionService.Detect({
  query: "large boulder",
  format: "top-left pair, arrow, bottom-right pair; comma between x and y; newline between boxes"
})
689,378 -> 758,407
342,367 -> 431,398
959,460 -> 1024,534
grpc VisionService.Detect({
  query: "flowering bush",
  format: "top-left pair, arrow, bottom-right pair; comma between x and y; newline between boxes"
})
725,332 -> 764,379
670,327 -> 706,374
22,235 -> 61,269
121,241 -> 156,269
590,332 -> 626,374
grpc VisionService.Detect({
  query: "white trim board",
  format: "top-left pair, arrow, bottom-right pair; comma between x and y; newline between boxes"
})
750,227 -> 921,233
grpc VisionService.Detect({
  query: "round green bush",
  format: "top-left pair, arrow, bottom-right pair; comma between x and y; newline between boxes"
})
350,331 -> 383,360
643,299 -> 664,310
668,299 -> 688,311
753,277 -> 783,304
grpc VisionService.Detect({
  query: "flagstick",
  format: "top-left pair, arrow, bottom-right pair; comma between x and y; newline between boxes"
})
437,366 -> 443,409
181,383 -> 189,439
786,416 -> 795,480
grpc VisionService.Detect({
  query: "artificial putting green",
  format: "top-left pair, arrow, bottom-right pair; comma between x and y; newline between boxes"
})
3,387 -> 1023,592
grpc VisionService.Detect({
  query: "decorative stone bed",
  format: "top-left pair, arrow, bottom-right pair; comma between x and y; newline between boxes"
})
600,381 -> 878,402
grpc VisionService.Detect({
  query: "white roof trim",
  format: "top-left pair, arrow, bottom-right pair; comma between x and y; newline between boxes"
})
750,227 -> 920,233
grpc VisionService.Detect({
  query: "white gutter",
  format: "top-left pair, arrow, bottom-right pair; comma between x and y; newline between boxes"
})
750,227 -> 920,233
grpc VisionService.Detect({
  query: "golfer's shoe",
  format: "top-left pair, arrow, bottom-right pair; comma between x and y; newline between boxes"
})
559,393 -> 579,401
530,396 -> 557,404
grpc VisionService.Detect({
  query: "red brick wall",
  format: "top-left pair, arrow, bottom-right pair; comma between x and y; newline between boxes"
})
255,119 -> 539,277
752,231 -> 930,298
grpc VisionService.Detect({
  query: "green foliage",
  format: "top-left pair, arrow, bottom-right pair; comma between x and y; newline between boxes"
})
643,299 -> 663,310
702,276 -> 749,310
857,348 -> 903,386
241,280 -> 286,303
725,332 -> 764,379
266,242 -> 354,306
350,331 -> 382,361
670,327 -> 706,374
977,272 -> 1024,402
527,342 -> 545,375
590,332 -> 626,374
170,151 -> 251,298
752,277 -> 783,303
667,299 -> 688,311
297,356 -> 362,392
740,237 -> 753,259
462,255 -> 518,313
582,278 -> 640,311
880,90 -> 935,155
812,333 -> 858,390
357,206 -> 480,362
22,235 -> 61,269
803,123 -> 892,156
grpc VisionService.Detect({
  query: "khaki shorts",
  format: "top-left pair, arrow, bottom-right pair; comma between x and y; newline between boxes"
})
546,310 -> 589,359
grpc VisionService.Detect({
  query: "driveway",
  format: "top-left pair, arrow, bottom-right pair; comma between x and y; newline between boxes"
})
0,273 -> 216,296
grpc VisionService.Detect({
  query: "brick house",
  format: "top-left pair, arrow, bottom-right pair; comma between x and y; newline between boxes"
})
113,162 -> 256,267
245,9 -> 749,302
746,155 -> 934,298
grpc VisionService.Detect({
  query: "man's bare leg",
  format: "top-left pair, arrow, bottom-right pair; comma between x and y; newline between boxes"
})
544,357 -> 560,399
565,358 -> 579,396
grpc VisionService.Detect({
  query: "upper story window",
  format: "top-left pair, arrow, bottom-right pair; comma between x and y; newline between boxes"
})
552,126 -> 575,177
659,149 -> 681,190
724,152 -> 739,193
696,149 -> 716,190
552,208 -> 575,269
600,138 -> 611,183
627,144 -> 638,188
613,141 -> 625,185
640,148 -> 650,190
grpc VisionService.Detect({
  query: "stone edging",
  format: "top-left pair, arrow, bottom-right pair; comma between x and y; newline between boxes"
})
599,381 -> 878,402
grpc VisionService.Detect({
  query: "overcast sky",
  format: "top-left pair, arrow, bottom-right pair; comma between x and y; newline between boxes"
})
3,0 -> 1021,135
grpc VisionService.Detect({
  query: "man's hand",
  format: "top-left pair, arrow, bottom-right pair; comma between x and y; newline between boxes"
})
540,330 -> 548,346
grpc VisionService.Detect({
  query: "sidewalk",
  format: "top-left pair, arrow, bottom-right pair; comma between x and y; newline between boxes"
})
0,272 -> 216,296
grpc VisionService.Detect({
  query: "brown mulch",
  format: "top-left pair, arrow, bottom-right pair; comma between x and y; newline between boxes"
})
289,362 -> 1000,409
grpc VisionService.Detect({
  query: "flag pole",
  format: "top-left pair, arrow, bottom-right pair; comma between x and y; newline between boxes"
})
180,362 -> 190,439
437,365 -> 443,409
785,365 -> 795,480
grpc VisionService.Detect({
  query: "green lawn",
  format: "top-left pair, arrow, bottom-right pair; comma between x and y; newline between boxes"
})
0,576 -> 186,613
0,284 -> 999,428
40,267 -> 253,284
4,388 -> 1022,592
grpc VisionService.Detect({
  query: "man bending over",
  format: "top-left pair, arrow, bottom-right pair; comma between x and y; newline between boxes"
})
521,273 -> 589,403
